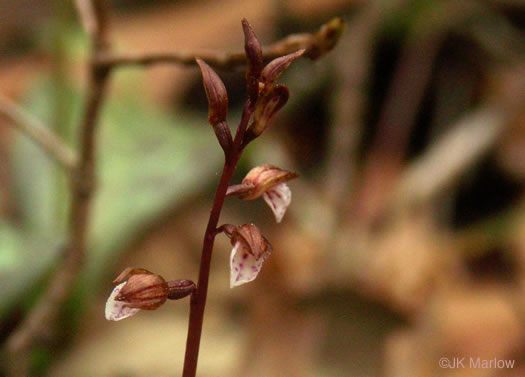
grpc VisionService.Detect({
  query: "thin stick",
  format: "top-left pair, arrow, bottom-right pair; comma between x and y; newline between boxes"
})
182,103 -> 253,377
96,17 -> 343,69
355,1 -> 482,226
6,1 -> 111,375
391,63 -> 525,212
324,1 -> 386,208
0,94 -> 77,170
392,106 -> 508,210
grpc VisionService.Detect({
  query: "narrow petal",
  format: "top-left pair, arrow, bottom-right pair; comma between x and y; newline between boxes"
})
263,183 -> 291,223
230,242 -> 265,288
105,282 -> 140,321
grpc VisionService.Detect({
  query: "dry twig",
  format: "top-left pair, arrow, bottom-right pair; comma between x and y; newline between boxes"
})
6,0 -> 111,375
95,17 -> 343,69
392,65 -> 525,212
355,0 -> 486,226
0,94 -> 77,170
393,106 -> 508,211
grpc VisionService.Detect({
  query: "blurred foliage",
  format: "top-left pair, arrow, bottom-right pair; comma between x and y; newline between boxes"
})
1,73 -> 222,322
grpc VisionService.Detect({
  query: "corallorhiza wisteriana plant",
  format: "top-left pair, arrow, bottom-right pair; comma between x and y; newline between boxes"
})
104,18 -> 342,377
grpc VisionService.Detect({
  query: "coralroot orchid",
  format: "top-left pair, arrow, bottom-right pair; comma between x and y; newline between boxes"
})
223,224 -> 272,287
226,165 -> 298,222
105,267 -> 194,321
101,16 -> 342,377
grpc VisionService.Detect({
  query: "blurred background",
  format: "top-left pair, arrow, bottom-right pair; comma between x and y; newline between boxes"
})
2,0 -> 525,376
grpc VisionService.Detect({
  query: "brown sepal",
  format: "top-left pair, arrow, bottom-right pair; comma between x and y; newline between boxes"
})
112,267 -> 154,285
116,273 -> 169,311
229,224 -> 272,260
260,49 -> 305,88
226,182 -> 255,198
227,165 -> 298,200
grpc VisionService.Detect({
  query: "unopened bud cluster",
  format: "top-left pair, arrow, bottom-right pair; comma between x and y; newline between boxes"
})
196,19 -> 306,154
242,24 -> 304,144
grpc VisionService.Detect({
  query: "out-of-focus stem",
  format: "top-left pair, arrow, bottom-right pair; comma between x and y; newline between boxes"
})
6,1 -> 111,376
0,94 -> 77,170
96,17 -> 343,69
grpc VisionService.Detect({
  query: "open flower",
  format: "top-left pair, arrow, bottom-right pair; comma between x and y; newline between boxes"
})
105,267 -> 194,321
226,165 -> 298,223
223,224 -> 272,288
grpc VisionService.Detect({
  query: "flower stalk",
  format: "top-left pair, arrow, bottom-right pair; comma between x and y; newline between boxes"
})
182,103 -> 252,376
3,1 -> 342,374
181,18 -> 312,376
96,16 -> 341,377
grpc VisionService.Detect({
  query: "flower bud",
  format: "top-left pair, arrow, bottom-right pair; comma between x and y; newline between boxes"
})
242,18 -> 263,104
260,49 -> 305,89
226,165 -> 298,223
225,224 -> 272,287
196,58 -> 233,153
196,58 -> 229,125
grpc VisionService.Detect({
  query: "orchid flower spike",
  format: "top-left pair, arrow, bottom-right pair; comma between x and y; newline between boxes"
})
223,224 -> 272,288
105,267 -> 195,321
226,165 -> 298,223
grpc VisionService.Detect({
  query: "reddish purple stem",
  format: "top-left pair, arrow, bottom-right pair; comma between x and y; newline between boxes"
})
182,103 -> 253,377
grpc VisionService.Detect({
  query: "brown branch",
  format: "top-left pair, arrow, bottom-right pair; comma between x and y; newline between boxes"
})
0,94 -> 77,170
96,17 -> 344,69
6,1 -> 111,375
324,1 -> 387,208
